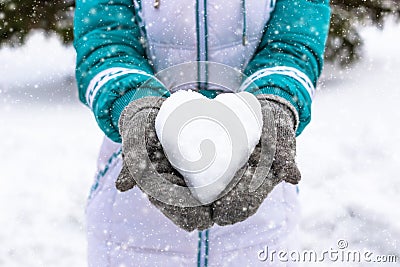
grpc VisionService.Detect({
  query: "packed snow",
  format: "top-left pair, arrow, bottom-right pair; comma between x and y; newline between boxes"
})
1,22 -> 400,266
155,90 -> 262,204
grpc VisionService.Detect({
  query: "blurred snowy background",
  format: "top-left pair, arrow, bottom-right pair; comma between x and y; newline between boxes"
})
1,22 -> 400,267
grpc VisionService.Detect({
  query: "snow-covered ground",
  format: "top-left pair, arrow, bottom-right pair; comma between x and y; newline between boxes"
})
0,34 -> 103,266
1,23 -> 400,266
297,23 -> 400,266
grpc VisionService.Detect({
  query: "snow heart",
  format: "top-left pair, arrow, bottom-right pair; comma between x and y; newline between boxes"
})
155,90 -> 263,204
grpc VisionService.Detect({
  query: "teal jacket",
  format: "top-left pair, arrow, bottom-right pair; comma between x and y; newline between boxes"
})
74,0 -> 331,143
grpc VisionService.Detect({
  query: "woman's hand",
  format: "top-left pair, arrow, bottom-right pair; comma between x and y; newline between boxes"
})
212,95 -> 301,225
116,96 -> 214,232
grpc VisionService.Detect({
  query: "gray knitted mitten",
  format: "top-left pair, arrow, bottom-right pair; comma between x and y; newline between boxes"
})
212,94 -> 301,226
116,97 -> 214,232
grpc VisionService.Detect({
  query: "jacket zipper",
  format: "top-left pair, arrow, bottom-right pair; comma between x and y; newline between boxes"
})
196,0 -> 208,91
197,230 -> 210,267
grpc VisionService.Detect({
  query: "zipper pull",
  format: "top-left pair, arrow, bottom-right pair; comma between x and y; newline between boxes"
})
242,35 -> 248,46
154,0 -> 160,8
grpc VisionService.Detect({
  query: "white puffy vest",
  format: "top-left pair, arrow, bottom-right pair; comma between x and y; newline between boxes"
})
134,0 -> 276,74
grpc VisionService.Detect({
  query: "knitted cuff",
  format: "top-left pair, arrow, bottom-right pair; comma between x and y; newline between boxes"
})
111,83 -> 170,138
256,94 -> 299,132
118,96 -> 165,134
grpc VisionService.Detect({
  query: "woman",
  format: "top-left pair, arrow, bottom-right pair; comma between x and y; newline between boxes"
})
74,0 -> 330,266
